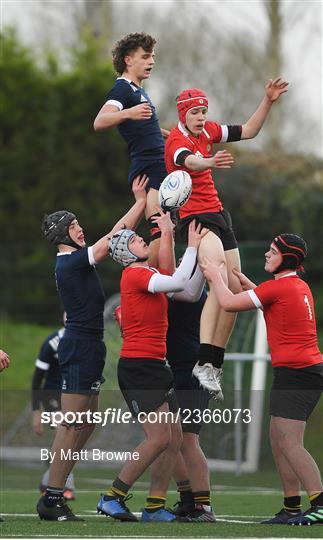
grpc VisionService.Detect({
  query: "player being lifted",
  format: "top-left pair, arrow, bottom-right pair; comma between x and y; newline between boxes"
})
94,32 -> 169,266
165,78 -> 289,399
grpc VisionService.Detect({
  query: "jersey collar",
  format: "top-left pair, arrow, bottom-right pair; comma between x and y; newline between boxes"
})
276,271 -> 297,279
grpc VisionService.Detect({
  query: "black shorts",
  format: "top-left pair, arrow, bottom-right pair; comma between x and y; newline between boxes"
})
129,158 -> 167,191
118,358 -> 178,417
177,209 -> 238,251
173,370 -> 211,435
269,363 -> 323,421
58,338 -> 106,395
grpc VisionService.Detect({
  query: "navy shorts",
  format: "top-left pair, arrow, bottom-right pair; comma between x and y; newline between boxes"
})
270,364 -> 323,421
129,158 -> 167,191
173,370 -> 211,434
177,209 -> 238,251
118,358 -> 178,417
58,338 -> 106,395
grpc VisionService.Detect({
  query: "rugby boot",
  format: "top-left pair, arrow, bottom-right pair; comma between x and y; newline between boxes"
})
97,493 -> 138,522
288,505 -> 323,525
185,504 -> 217,522
193,363 -> 224,401
37,495 -> 83,521
141,507 -> 182,522
172,500 -> 195,517
261,507 -> 303,524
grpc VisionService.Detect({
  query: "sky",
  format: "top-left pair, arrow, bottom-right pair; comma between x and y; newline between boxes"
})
2,0 -> 323,156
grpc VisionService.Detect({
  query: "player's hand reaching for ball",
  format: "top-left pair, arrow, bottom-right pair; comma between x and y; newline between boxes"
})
127,103 -> 152,121
211,150 -> 234,169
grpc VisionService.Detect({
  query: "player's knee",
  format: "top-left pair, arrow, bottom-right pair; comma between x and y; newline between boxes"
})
151,425 -> 172,453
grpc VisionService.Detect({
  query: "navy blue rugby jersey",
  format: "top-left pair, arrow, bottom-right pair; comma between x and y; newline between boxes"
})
55,247 -> 105,340
166,289 -> 207,372
35,328 -> 64,390
106,77 -> 164,158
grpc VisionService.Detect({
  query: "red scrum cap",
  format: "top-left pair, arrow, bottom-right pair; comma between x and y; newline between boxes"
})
176,88 -> 208,125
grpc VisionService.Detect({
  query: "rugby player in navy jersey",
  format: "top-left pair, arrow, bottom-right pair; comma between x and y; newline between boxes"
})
31,316 -> 75,501
201,234 -> 323,526
37,176 -> 148,521
167,270 -> 215,522
94,32 -> 169,266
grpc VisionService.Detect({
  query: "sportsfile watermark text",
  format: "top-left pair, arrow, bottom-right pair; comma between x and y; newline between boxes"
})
41,407 -> 252,427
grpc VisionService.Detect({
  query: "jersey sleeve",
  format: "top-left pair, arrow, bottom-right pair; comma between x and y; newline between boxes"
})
106,81 -> 133,111
250,280 -> 280,308
206,121 -> 242,143
125,267 -> 156,292
66,248 -> 94,270
36,339 -> 55,371
167,135 -> 193,167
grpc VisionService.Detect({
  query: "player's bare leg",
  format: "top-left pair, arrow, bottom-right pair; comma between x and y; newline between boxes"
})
270,417 -> 322,495
269,418 -> 301,496
148,419 -> 182,497
193,232 -> 228,398
48,393 -> 97,488
211,248 -> 241,346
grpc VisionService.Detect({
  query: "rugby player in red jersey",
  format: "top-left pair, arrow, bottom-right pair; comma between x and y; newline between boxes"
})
97,214 -> 207,522
201,233 -> 323,526
165,79 -> 289,399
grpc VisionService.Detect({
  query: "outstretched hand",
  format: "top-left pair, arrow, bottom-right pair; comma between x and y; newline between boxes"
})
132,174 -> 149,201
265,77 -> 289,102
212,150 -> 234,169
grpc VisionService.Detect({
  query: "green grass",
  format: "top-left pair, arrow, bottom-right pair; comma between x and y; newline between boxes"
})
1,465 -> 323,538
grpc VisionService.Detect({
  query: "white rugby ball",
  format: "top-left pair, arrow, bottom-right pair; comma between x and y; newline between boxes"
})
158,171 -> 192,211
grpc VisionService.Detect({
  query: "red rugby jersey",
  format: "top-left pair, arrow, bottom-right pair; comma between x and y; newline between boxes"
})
120,266 -> 169,360
248,274 -> 321,368
164,121 -> 229,218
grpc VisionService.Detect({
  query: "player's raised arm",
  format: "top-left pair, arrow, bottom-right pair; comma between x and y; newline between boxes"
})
91,175 -> 148,263
241,77 -> 289,140
151,208 -> 175,274
200,258 -> 255,312
93,103 -> 152,131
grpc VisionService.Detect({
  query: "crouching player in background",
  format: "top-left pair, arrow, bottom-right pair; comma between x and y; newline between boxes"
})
97,214 -> 206,522
201,233 -> 323,526
167,262 -> 216,522
31,314 -> 75,500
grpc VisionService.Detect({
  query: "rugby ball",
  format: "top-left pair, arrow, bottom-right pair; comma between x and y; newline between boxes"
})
158,171 -> 192,211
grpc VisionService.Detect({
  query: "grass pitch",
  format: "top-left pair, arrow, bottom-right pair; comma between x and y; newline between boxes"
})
1,465 -> 322,538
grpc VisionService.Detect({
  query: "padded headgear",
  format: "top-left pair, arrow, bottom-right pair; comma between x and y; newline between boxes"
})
109,229 -> 147,267
42,210 -> 80,249
272,233 -> 307,274
176,88 -> 208,125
